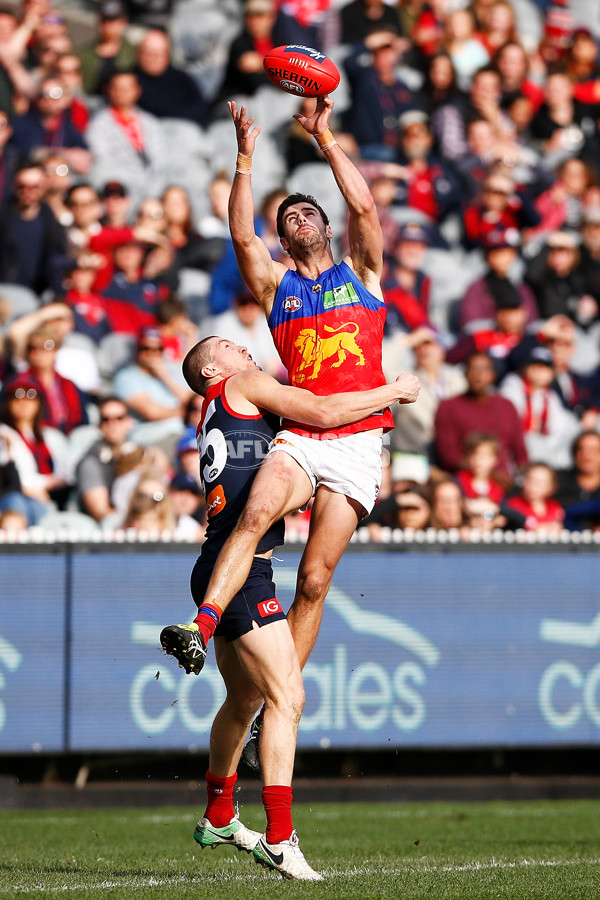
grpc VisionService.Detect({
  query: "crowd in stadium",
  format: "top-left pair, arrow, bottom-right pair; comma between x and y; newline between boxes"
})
0,0 -> 600,540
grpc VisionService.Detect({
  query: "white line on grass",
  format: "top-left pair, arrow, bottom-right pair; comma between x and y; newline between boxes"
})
6,856 -> 600,893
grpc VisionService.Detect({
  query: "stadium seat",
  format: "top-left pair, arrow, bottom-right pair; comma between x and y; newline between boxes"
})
0,284 -> 40,324
68,424 -> 102,466
97,333 -> 135,382
287,162 -> 346,237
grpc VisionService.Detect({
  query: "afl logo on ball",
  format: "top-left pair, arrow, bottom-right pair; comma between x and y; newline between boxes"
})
283,296 -> 302,311
280,80 -> 304,94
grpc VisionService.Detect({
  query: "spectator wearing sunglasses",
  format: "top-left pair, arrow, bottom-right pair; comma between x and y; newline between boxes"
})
112,325 -> 191,449
76,394 -> 138,522
11,327 -> 89,435
0,160 -> 67,295
0,377 -> 72,524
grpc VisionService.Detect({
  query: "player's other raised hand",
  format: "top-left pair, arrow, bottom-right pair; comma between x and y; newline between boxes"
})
228,101 -> 261,157
293,94 -> 334,137
394,373 -> 421,405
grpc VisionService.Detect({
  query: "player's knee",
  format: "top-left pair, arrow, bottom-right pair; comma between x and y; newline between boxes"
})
225,689 -> 261,723
237,499 -> 278,535
297,567 -> 331,606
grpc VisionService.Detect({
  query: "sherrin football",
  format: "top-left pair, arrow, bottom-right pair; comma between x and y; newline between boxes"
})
263,44 -> 340,97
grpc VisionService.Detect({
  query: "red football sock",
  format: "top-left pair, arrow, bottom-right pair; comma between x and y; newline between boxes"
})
204,770 -> 237,827
263,785 -> 293,845
193,601 -> 222,645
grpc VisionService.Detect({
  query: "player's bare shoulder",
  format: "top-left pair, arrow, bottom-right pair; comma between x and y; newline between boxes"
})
342,254 -> 384,302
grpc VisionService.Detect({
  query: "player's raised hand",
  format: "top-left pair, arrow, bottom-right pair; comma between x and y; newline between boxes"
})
394,373 -> 421,404
293,94 -> 334,136
228,101 -> 261,156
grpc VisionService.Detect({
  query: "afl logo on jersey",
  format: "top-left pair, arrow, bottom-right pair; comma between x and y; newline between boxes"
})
283,296 -> 302,312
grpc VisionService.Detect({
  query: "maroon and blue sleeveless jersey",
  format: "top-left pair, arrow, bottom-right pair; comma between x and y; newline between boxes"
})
268,261 -> 394,438
197,378 -> 284,562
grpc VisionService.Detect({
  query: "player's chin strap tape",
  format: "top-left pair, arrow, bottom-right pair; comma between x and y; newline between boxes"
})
315,128 -> 337,152
236,152 -> 252,175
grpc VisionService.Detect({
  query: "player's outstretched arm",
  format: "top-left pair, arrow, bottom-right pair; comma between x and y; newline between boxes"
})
227,101 -> 287,313
228,369 -> 420,428
293,95 -> 383,282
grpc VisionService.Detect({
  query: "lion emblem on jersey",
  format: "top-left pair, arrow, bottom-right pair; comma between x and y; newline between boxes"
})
294,322 -> 365,382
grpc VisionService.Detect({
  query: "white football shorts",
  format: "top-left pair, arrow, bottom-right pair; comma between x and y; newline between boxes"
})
267,429 -> 383,515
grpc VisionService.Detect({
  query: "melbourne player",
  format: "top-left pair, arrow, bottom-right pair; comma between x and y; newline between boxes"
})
162,95 -> 419,719
161,336 -> 419,880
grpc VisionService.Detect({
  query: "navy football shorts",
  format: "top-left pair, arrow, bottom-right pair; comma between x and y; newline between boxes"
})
190,555 -> 287,642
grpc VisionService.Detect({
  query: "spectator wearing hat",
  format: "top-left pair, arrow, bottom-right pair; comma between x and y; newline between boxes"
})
101,180 -> 131,229
500,343 -> 580,469
392,109 -> 461,226
174,425 -> 199,479
462,169 -> 540,250
6,299 -> 102,395
112,325 -> 191,448
459,228 -> 538,329
135,29 -> 208,127
382,222 -> 433,334
434,351 -> 528,480
0,376 -> 73,523
538,0 -> 575,68
64,182 -> 161,293
79,0 -> 136,96
449,282 -> 531,381
170,470 -> 205,541
87,70 -> 169,208
342,27 -> 421,161
385,326 -> 466,458
525,228 -> 597,327
101,237 -> 168,335
63,254 -> 111,344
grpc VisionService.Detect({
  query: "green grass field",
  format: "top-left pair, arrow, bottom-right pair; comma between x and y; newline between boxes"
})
2,800 -> 599,899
